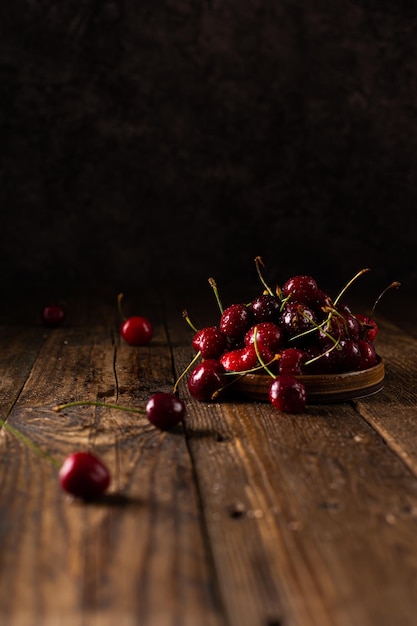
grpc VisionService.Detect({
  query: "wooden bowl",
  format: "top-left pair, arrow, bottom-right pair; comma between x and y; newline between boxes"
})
232,357 -> 385,404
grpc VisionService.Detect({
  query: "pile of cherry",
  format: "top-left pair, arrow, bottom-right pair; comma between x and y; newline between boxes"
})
3,266 -> 396,503
181,261 -> 399,415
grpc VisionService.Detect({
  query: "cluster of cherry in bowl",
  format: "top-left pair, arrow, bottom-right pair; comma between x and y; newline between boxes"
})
181,261 -> 399,414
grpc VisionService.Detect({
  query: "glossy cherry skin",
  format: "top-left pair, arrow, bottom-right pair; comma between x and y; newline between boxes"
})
269,374 -> 307,413
280,302 -> 317,342
220,303 -> 253,339
355,313 -> 378,342
249,294 -> 281,323
281,275 -> 319,306
42,304 -> 65,327
278,348 -> 308,375
120,316 -> 153,346
357,339 -> 377,370
146,392 -> 185,430
244,322 -> 283,353
59,452 -> 111,500
220,344 -> 275,372
192,326 -> 227,359
187,360 -> 225,401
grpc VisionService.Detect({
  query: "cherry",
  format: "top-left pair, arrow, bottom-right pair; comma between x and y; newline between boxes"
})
355,313 -> 378,342
220,344 -> 275,373
117,293 -> 153,346
269,374 -> 307,413
335,339 -> 362,373
278,348 -> 308,375
187,359 -> 225,401
244,322 -> 283,353
146,392 -> 185,430
281,275 -> 320,307
42,304 -> 65,327
219,303 -> 253,339
59,451 -> 111,500
192,326 -> 227,359
120,316 -> 153,346
357,339 -> 377,370
280,302 -> 317,342
249,294 -> 281,323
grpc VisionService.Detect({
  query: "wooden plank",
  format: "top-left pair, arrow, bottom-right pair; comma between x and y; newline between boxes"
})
0,297 -> 225,626
168,299 -> 417,626
354,318 -> 417,474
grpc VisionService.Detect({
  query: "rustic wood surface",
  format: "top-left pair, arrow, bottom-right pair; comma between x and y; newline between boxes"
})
1,288 -> 417,626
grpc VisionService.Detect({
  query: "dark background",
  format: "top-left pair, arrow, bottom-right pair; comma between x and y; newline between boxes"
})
1,1 -> 416,301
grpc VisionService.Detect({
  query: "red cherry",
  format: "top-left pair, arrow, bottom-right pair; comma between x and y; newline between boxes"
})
249,294 -> 281,323
187,360 -> 225,401
279,302 -> 317,341
355,313 -> 378,342
59,452 -> 110,500
145,392 -> 185,430
219,303 -> 253,339
278,348 -> 308,375
244,322 -> 283,353
269,374 -> 307,413
281,275 -> 320,307
42,304 -> 65,327
120,316 -> 153,346
192,326 -> 227,359
357,339 -> 377,370
220,344 -> 275,372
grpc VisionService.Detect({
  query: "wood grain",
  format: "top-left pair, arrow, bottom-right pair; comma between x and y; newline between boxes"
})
1,292 -> 417,625
0,296 -> 224,626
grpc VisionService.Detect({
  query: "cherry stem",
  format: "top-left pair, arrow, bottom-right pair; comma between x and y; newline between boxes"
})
254,256 -> 274,297
304,336 -> 341,366
182,309 -> 199,333
253,326 -> 276,378
212,356 -> 280,399
0,418 -> 60,469
117,293 -> 127,322
333,268 -> 371,307
208,278 -> 224,315
53,400 -> 146,415
370,281 -> 401,317
173,351 -> 201,394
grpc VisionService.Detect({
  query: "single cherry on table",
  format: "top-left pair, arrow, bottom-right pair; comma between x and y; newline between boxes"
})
117,293 -> 153,346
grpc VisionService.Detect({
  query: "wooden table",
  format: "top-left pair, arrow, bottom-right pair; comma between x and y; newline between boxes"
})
1,287 -> 417,626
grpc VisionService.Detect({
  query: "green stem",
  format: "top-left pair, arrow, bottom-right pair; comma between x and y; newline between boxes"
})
333,268 -> 371,307
173,351 -> 201,394
208,278 -> 224,315
254,256 -> 274,296
253,326 -> 276,378
0,418 -> 60,469
53,400 -> 146,415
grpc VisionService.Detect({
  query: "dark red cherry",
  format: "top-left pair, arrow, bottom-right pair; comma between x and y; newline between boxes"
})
244,322 -> 283,353
219,303 -> 253,339
357,339 -> 377,370
145,392 -> 186,430
355,313 -> 378,342
281,275 -> 320,307
59,452 -> 111,500
187,360 -> 225,401
337,339 -> 362,372
249,294 -> 281,323
120,316 -> 153,346
269,374 -> 307,413
280,302 -> 317,342
42,304 -> 65,327
279,348 -> 308,375
192,326 -> 227,359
